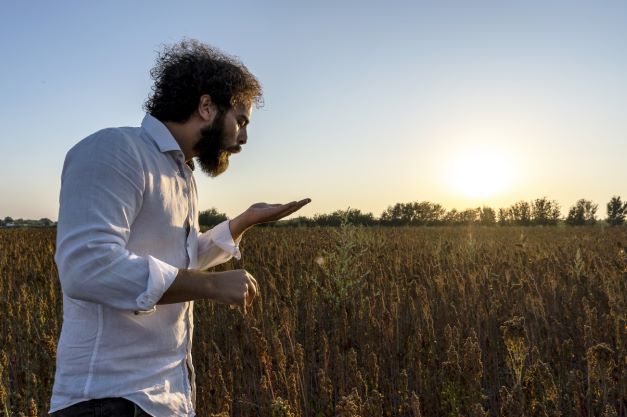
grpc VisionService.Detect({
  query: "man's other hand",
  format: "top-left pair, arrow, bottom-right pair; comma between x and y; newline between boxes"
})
209,269 -> 258,315
229,198 -> 311,241
246,198 -> 311,225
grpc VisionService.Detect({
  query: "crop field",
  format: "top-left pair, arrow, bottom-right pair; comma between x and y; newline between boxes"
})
0,226 -> 625,417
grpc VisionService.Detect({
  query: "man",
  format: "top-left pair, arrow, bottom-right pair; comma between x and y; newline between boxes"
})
49,39 -> 310,417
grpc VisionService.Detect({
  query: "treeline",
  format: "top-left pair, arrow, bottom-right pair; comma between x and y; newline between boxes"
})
200,196 -> 627,227
0,216 -> 55,228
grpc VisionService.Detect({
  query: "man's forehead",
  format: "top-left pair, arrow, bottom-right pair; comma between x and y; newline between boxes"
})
233,102 -> 253,119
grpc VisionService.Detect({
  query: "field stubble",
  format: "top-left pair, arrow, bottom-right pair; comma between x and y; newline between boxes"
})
0,226 -> 625,416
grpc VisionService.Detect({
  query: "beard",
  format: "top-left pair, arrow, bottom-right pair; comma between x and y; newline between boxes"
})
193,110 -> 232,177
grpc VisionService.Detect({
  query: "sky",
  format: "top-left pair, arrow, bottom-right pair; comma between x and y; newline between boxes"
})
1,1 -> 626,220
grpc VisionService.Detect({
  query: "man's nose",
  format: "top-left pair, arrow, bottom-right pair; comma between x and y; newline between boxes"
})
238,129 -> 248,145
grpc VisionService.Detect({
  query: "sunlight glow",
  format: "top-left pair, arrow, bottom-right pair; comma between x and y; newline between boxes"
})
446,147 -> 516,199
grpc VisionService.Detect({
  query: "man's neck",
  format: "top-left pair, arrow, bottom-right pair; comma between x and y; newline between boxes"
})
163,121 -> 197,162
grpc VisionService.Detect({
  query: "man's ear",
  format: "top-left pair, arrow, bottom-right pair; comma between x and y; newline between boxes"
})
197,94 -> 218,123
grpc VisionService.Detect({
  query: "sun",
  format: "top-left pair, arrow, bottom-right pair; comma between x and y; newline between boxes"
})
445,147 -> 515,199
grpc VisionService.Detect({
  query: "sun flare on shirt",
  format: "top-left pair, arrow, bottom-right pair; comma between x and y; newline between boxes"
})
445,147 -> 516,199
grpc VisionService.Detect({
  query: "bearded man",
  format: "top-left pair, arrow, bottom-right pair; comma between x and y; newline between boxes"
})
49,39 -> 310,417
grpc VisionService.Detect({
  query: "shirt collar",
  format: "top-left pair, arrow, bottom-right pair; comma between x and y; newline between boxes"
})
141,113 -> 182,153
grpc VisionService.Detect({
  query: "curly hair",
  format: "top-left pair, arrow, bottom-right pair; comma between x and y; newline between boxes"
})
144,39 -> 263,122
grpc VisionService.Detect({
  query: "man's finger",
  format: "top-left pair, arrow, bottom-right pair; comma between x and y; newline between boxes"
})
247,275 -> 258,298
272,199 -> 308,211
291,199 -> 311,210
245,284 -> 254,305
276,201 -> 308,217
240,291 -> 247,315
250,275 -> 259,294
280,205 -> 304,218
262,206 -> 297,222
252,198 -> 311,224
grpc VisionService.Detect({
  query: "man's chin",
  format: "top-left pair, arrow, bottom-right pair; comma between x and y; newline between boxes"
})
197,155 -> 230,177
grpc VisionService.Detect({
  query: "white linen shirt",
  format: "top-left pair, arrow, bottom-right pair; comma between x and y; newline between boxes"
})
50,114 -> 241,417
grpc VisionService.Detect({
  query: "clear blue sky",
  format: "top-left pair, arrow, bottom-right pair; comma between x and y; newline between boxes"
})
1,1 -> 626,220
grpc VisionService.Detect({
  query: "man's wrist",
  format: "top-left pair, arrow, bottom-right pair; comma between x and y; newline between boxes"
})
159,269 -> 217,304
229,211 -> 254,241
201,271 -> 217,301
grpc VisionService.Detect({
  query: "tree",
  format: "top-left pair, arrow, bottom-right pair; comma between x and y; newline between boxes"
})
531,197 -> 561,225
342,208 -> 376,226
410,201 -> 446,225
443,209 -> 459,225
198,208 -> 228,227
39,218 -> 54,227
510,201 -> 532,226
314,208 -> 376,226
497,208 -> 512,226
478,206 -> 496,225
565,199 -> 598,226
278,215 -> 316,227
606,196 -> 627,226
380,201 -> 445,226
4,216 -> 13,224
458,208 -> 479,225
380,203 -> 403,225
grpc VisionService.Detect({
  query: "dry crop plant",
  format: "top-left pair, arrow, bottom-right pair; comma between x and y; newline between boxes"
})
0,225 -> 625,416
0,229 -> 60,417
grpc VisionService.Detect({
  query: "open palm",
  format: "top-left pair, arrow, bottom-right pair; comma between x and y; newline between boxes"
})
247,198 -> 311,225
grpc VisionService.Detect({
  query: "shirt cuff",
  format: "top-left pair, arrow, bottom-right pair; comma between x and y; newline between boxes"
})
135,256 -> 179,313
210,220 -> 242,260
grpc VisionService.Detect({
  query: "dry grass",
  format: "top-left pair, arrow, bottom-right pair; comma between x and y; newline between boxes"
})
1,226 -> 625,416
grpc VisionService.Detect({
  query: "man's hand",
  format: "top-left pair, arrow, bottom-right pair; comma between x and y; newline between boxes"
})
209,269 -> 258,315
246,198 -> 312,224
229,198 -> 311,240
158,269 -> 258,315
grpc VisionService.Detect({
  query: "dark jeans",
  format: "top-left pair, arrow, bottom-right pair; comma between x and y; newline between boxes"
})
50,397 -> 151,417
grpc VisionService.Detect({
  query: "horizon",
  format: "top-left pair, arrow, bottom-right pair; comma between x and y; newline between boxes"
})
1,1 -> 626,221
1,195 -> 622,223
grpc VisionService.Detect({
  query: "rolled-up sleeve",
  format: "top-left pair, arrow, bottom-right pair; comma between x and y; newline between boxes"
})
54,130 -> 178,311
196,220 -> 242,270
